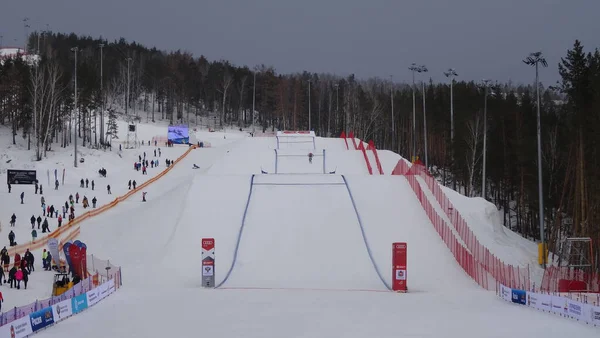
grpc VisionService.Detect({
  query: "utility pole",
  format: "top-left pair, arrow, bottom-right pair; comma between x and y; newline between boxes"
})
252,67 -> 257,134
71,47 -> 79,167
421,67 -> 429,168
390,75 -> 395,149
444,68 -> 458,189
99,43 -> 105,145
23,18 -> 30,53
308,79 -> 312,131
523,51 -> 548,268
481,79 -> 491,199
126,57 -> 132,115
408,64 -> 427,162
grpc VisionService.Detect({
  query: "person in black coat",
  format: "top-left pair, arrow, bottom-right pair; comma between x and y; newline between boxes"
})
8,266 -> 16,288
22,269 -> 28,289
30,215 -> 35,229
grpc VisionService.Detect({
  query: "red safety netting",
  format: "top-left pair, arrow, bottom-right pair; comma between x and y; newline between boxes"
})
357,141 -> 373,175
394,159 -> 531,291
348,131 -> 358,150
367,140 -> 384,174
404,174 -> 491,289
541,266 -> 600,293
340,132 -> 349,150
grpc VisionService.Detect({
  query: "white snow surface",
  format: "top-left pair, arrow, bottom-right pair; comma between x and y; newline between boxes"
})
0,122 -> 597,337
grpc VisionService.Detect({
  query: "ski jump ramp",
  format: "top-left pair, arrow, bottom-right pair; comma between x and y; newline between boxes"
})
218,174 -> 390,291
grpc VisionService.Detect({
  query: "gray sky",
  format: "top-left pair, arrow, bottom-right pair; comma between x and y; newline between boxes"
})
1,0 -> 599,85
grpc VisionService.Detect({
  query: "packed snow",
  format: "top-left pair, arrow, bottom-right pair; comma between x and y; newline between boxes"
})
0,121 -> 597,337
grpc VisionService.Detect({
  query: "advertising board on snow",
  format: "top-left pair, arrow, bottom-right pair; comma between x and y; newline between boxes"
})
392,242 -> 407,292
7,169 -> 37,185
499,284 -> 512,302
29,307 -> 54,332
511,288 -> 526,305
566,299 -> 584,321
526,292 -> 552,312
71,293 -> 89,314
202,238 -> 215,288
592,305 -> 600,326
0,315 -> 33,338
52,299 -> 73,323
86,286 -> 101,307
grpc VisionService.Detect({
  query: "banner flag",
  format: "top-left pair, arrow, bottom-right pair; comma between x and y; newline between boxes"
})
63,241 -> 74,273
47,238 -> 60,267
69,244 -> 83,279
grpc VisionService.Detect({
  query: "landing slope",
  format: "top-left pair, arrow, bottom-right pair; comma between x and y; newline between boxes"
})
221,174 -> 386,291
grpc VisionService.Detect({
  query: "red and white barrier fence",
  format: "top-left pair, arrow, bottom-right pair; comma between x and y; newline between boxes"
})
367,140 -> 384,175
357,141 -> 373,175
340,132 -> 349,150
394,159 -> 531,291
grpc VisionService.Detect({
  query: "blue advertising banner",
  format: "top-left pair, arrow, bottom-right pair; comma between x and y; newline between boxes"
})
29,307 -> 54,332
63,241 -> 73,272
511,289 -> 527,305
71,293 -> 88,314
168,125 -> 189,144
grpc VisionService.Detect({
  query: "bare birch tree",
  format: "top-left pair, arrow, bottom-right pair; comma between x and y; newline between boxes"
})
465,115 -> 483,197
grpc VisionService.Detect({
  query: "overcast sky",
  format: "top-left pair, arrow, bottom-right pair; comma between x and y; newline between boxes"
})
1,0 -> 599,85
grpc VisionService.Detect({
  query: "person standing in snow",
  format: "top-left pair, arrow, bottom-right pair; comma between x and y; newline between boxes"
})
142,192 -> 147,202
15,268 -> 22,289
42,250 -> 48,270
308,152 -> 313,164
7,182 -> 11,193
41,196 -> 45,207
35,182 -> 39,194
107,184 -> 112,194
92,197 -> 97,208
8,266 -> 16,288
8,231 -> 15,247
30,215 -> 35,229
76,192 -> 80,203
91,180 -> 95,190
55,179 -> 59,190
36,216 -> 42,229
85,178 -> 89,188
57,215 -> 63,227
22,268 -> 28,289
128,180 -> 132,190
20,191 -> 24,204
80,178 -> 84,188
132,180 -> 137,189
10,214 -> 16,227
31,229 -> 37,242
39,185 -> 43,194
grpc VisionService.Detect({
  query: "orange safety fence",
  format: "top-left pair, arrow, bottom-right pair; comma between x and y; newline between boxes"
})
5,145 -> 197,257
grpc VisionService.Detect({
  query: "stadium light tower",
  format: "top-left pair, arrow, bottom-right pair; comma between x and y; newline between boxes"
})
99,43 -> 105,145
523,51 -> 548,267
23,18 -> 30,53
481,79 -> 492,199
126,57 -> 132,116
444,68 -> 458,189
71,47 -> 80,167
308,79 -> 312,131
420,65 -> 429,168
408,63 -> 427,163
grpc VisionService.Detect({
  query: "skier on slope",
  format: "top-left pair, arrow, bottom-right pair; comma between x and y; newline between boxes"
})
308,152 -> 314,164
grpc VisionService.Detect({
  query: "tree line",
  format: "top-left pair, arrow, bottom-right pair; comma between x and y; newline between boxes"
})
0,32 -> 598,270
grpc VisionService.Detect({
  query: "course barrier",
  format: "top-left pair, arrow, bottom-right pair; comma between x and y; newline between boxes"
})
367,140 -> 384,175
5,145 -> 197,259
403,174 -> 491,289
541,266 -> 600,293
497,283 -> 600,327
357,142 -> 373,175
394,159 -> 531,290
340,132 -> 349,150
348,131 -> 358,150
0,254 -> 122,333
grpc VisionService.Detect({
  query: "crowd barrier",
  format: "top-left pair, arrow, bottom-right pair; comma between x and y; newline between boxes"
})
394,160 -> 530,290
0,253 -> 122,334
497,283 -> 600,327
367,140 -> 384,175
5,145 -> 197,259
348,132 -> 358,150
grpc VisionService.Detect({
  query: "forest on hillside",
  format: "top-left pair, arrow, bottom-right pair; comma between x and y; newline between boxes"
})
0,32 -> 599,270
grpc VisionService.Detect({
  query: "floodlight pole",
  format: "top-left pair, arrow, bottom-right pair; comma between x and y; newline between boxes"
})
524,51 -> 548,267
409,64 -> 418,161
308,79 -> 312,131
445,69 -> 458,190
481,79 -> 491,199
126,57 -> 132,116
72,47 -> 79,167
99,43 -> 105,145
421,66 -> 429,169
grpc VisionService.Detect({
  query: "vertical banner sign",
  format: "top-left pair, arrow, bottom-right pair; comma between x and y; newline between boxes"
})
392,242 -> 407,292
201,238 -> 215,287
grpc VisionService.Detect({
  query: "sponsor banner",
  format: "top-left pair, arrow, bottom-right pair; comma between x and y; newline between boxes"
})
47,238 -> 60,267
7,169 -> 37,185
592,305 -> 600,326
52,299 -> 73,323
527,292 -> 552,312
108,278 -> 116,294
0,315 -> 33,338
71,293 -> 88,314
499,284 -> 512,302
29,307 -> 54,332
567,299 -> 584,321
511,289 -> 526,305
86,286 -> 101,307
63,242 -> 73,273
551,295 -> 569,316
98,281 -> 110,301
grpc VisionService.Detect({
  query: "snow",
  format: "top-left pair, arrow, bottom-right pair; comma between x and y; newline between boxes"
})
0,121 -> 597,337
